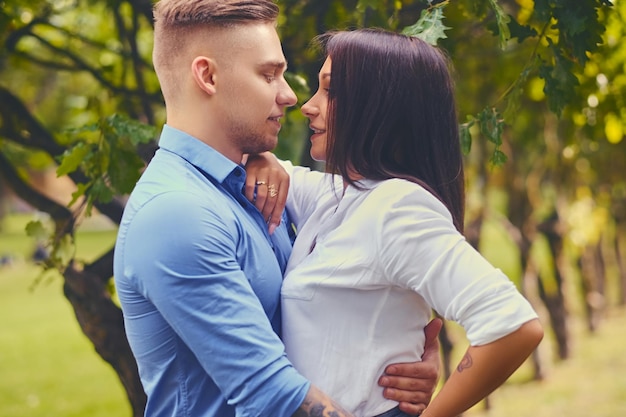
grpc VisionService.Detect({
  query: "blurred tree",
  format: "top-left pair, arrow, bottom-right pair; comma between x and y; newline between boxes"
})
441,0 -> 624,363
0,0 -> 620,415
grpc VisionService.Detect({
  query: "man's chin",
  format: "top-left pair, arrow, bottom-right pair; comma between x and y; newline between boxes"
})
244,139 -> 278,155
262,136 -> 279,152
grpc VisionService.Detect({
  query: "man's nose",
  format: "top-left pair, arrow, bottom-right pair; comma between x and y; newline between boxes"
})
278,79 -> 298,107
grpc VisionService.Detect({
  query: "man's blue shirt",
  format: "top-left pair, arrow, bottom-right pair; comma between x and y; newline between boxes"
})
113,125 -> 309,417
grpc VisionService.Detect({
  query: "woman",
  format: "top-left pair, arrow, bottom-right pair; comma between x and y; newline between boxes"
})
248,28 -> 543,417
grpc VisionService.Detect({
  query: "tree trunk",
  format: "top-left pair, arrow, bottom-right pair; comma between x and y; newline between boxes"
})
63,258 -> 146,417
615,224 -> 626,306
502,172 -> 546,380
536,212 -> 569,360
578,241 -> 607,333
463,208 -> 490,412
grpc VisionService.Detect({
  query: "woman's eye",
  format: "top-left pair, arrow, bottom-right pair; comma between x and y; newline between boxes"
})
265,75 -> 276,82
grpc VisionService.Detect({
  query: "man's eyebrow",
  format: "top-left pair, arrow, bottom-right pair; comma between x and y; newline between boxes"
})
258,61 -> 287,71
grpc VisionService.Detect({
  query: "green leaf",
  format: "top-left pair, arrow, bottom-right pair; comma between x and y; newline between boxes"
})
459,119 -> 474,155
479,107 -> 504,146
490,149 -> 508,165
106,113 -> 157,146
64,121 -> 100,136
559,8 -> 588,35
474,107 -> 508,165
508,16 -> 538,43
91,177 -> 114,204
401,4 -> 450,46
108,147 -> 145,194
56,142 -> 91,176
488,0 -> 511,49
25,220 -> 49,241
533,0 -> 552,21
69,182 -> 90,208
51,234 -> 75,268
539,48 -> 579,116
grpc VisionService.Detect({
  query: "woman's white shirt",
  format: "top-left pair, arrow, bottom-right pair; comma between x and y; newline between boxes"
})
279,161 -> 538,417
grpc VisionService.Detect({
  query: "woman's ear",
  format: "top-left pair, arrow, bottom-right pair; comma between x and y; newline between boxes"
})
191,56 -> 217,95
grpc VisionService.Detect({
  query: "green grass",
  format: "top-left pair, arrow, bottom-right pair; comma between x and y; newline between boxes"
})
2,213 -> 626,417
0,213 -> 129,417
465,307 -> 626,417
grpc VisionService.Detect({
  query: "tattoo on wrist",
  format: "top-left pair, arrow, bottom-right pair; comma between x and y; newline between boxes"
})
457,352 -> 473,372
293,403 -> 346,417
294,394 -> 351,417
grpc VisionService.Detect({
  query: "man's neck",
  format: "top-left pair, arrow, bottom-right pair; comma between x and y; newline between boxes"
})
165,115 -> 243,164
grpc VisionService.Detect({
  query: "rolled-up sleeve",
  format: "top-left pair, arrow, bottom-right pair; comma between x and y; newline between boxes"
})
377,184 -> 538,346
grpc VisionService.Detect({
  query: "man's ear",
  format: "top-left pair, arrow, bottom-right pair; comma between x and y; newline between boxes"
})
191,56 -> 217,95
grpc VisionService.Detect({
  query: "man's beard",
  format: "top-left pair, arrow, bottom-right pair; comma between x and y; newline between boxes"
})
231,123 -> 278,155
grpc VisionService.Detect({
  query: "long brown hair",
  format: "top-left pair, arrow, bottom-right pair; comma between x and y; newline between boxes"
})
320,28 -> 465,232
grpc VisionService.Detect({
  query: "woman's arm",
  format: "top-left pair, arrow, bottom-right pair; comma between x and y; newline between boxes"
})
244,152 -> 291,234
420,318 -> 543,417
244,152 -> 337,232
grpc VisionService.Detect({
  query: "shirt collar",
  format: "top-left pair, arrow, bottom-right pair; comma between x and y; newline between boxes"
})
157,124 -> 244,184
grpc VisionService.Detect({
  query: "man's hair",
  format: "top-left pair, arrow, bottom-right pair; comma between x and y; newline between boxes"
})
152,0 -> 279,102
319,28 -> 466,233
153,0 -> 279,28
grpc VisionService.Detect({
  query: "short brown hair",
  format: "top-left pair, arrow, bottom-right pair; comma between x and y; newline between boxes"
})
153,0 -> 279,28
152,0 -> 279,102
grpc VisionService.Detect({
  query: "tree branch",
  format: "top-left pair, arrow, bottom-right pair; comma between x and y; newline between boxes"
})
0,152 -> 75,235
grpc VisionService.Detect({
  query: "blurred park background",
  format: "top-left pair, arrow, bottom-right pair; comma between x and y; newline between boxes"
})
1,0 -> 625,416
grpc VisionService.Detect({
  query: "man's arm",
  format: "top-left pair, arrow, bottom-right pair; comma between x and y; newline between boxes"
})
379,318 -> 443,415
293,385 -> 354,417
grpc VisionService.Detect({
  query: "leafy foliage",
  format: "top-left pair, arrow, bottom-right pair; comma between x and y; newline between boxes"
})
522,0 -> 613,116
59,114 -> 157,214
25,219 -> 75,272
402,1 -> 451,45
460,108 -> 507,164
488,0 -> 511,49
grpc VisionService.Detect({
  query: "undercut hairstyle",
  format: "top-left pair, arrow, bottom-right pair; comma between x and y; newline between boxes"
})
319,29 -> 465,233
152,0 -> 279,102
153,0 -> 279,28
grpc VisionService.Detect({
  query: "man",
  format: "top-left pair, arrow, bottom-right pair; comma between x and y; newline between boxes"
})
113,1 -> 439,416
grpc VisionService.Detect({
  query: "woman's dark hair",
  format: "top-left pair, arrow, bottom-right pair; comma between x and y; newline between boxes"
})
320,28 -> 465,232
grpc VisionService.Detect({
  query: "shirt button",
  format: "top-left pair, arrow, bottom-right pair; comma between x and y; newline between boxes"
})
233,170 -> 241,177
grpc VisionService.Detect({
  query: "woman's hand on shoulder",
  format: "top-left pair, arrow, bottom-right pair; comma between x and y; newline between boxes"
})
244,152 -> 289,234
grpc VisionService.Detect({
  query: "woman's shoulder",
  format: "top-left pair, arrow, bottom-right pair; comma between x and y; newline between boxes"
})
363,178 -> 440,205
355,178 -> 453,225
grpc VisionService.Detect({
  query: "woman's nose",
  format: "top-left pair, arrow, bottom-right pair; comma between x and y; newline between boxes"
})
301,99 -> 318,117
